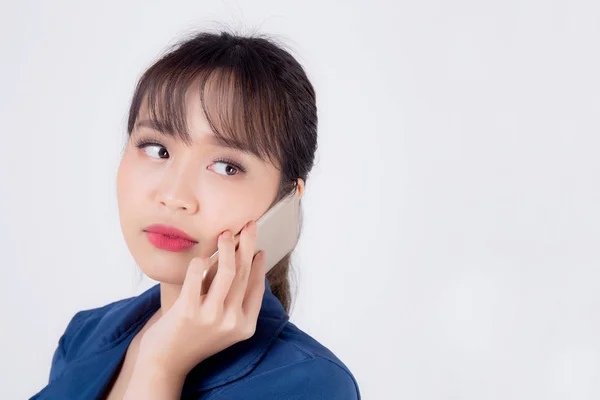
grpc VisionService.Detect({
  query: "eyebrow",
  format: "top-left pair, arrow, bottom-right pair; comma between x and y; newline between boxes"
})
135,119 -> 252,154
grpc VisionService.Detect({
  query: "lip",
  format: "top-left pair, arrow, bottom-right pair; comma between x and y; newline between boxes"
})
143,224 -> 198,242
143,224 -> 198,252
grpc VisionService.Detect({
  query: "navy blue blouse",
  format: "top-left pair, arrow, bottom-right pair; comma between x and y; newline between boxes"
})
30,277 -> 361,399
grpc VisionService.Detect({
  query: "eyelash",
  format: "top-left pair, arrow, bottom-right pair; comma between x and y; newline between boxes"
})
214,156 -> 247,174
131,138 -> 247,174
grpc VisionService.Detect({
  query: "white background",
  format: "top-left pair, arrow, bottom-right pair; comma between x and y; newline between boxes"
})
1,1 -> 599,399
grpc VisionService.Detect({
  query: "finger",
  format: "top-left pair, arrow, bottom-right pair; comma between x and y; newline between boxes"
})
226,221 -> 257,310
243,250 -> 267,320
201,233 -> 241,296
206,230 -> 237,308
180,257 -> 210,305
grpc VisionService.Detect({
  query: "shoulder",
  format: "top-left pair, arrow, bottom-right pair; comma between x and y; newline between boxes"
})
206,320 -> 361,400
51,294 -> 145,367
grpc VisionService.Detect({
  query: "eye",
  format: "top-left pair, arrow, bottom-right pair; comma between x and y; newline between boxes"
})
134,140 -> 169,159
212,158 -> 246,176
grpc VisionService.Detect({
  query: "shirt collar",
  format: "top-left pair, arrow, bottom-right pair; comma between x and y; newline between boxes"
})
119,276 -> 291,394
35,276 -> 290,399
181,276 -> 290,393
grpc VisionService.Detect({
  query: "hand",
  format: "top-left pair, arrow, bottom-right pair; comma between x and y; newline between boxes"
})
136,220 -> 267,378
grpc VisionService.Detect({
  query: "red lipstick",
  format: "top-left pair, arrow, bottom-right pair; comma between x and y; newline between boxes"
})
143,224 -> 198,252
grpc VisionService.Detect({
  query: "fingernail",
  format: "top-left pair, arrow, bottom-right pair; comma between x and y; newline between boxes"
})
220,230 -> 231,240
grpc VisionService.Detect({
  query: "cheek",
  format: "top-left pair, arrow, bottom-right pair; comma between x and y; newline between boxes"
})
196,188 -> 264,238
117,155 -> 139,206
198,191 -> 239,231
199,185 -> 274,236
117,149 -> 158,200
116,151 -> 155,222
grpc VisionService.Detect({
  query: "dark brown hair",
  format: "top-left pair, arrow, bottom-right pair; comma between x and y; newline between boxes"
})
126,30 -> 318,314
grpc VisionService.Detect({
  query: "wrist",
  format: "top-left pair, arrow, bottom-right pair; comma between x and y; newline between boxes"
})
137,344 -> 197,379
133,353 -> 188,382
123,360 -> 186,400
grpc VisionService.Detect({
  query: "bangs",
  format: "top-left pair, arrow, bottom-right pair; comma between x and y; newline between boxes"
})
127,55 -> 286,168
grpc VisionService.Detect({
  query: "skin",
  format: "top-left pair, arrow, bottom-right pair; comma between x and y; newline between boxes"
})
114,81 -> 305,398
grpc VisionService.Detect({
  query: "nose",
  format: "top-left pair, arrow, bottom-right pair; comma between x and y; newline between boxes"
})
155,164 -> 199,214
159,194 -> 197,213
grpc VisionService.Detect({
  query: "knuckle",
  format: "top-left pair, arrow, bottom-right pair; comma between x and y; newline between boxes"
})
175,311 -> 196,330
201,309 -> 219,325
222,314 -> 238,332
239,262 -> 251,277
182,307 -> 196,321
220,266 -> 236,279
243,322 -> 256,339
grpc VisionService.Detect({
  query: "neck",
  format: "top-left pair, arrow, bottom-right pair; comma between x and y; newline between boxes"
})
158,281 -> 184,316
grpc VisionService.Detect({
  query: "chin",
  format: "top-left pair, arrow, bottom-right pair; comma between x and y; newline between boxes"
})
137,256 -> 189,285
124,230 -> 207,285
130,242 -> 193,286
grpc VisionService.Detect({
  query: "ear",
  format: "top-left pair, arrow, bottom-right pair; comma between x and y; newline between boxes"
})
296,178 -> 305,199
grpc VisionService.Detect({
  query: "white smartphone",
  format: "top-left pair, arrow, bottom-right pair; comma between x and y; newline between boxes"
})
200,188 -> 302,294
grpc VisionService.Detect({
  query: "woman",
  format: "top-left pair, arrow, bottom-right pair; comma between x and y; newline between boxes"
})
30,31 -> 361,399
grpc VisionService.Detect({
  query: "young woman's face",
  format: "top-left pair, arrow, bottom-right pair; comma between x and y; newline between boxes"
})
116,87 -> 281,285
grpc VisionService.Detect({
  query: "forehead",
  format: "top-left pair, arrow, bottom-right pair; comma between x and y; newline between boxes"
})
131,71 -> 281,168
134,86 -> 250,154
132,90 -> 282,183
135,84 -> 211,136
